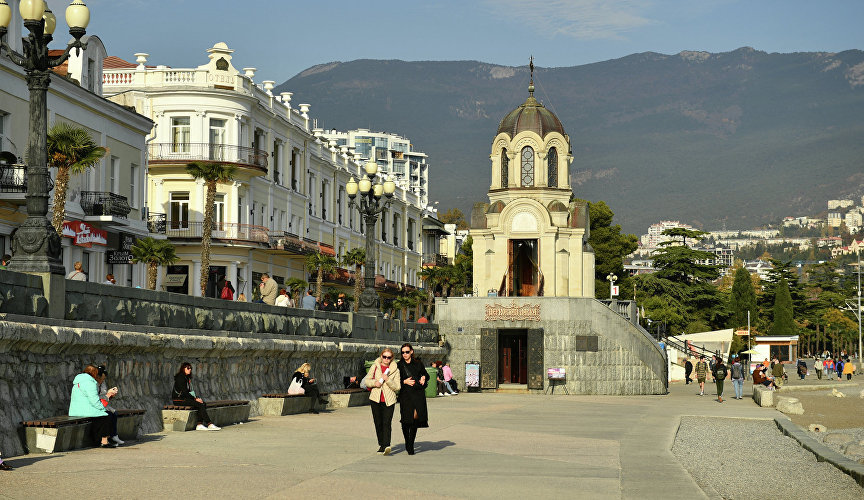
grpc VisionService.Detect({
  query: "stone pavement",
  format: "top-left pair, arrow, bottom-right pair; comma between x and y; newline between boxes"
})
0,382 -> 781,499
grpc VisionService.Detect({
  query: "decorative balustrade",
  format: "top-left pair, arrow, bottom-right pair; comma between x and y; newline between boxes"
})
147,212 -> 167,234
0,164 -> 27,193
80,191 -> 131,218
149,143 -> 268,170
166,221 -> 270,243
422,253 -> 448,267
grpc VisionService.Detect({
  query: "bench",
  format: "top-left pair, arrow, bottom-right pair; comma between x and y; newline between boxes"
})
326,388 -> 371,409
753,384 -> 775,407
22,409 -> 146,453
162,400 -> 250,431
257,392 -> 331,416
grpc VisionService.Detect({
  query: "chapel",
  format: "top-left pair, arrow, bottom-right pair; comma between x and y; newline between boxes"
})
470,60 -> 595,297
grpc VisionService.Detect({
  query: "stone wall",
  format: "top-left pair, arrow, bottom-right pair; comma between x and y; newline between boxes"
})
436,297 -> 667,395
0,320 -> 445,458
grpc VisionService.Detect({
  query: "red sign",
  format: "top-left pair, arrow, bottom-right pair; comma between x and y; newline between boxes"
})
62,221 -> 107,248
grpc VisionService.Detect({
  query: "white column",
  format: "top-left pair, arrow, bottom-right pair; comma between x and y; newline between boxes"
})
229,261 -> 239,295
192,260 -> 201,297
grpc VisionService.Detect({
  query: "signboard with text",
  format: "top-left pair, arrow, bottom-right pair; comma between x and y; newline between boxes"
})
62,221 -> 107,248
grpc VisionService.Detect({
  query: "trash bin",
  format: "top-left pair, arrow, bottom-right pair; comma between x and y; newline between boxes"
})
364,360 -> 375,373
425,367 -> 438,398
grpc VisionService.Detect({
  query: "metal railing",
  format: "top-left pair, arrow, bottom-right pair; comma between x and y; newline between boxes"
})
422,253 -> 448,267
165,221 -> 270,243
80,191 -> 131,218
147,212 -> 167,234
149,143 -> 268,170
0,164 -> 26,193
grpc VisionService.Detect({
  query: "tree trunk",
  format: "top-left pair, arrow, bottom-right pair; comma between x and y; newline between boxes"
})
354,263 -> 363,312
51,166 -> 71,236
147,261 -> 158,290
316,266 -> 323,303
200,180 -> 217,296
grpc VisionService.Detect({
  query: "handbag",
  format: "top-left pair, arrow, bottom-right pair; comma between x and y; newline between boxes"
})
287,378 -> 305,395
220,285 -> 233,300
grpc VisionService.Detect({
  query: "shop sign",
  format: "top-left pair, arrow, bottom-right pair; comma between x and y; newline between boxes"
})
484,301 -> 541,322
62,221 -> 107,248
164,274 -> 188,287
106,233 -> 136,264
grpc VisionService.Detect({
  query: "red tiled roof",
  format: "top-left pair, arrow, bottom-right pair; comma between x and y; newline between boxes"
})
47,50 -> 68,77
104,56 -> 137,69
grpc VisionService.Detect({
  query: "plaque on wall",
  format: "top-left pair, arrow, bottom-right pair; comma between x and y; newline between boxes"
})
485,301 -> 541,321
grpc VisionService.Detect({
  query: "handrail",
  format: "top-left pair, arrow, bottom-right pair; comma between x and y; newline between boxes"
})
149,143 -> 268,170
165,221 -> 270,243
80,191 -> 131,218
665,334 -> 721,360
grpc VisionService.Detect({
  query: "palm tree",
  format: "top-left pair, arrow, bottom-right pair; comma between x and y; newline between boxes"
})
285,277 -> 308,304
47,122 -> 107,236
305,251 -> 337,303
409,289 -> 426,320
185,161 -> 237,296
130,237 -> 180,290
418,266 -> 444,318
341,247 -> 366,312
393,295 -> 417,321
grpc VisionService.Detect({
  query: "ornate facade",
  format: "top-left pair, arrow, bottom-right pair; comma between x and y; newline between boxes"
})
470,64 -> 594,297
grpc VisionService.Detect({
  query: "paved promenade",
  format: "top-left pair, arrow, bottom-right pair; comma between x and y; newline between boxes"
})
1,383 -> 778,499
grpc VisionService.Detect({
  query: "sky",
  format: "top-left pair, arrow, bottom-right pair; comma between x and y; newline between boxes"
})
46,0 -> 864,84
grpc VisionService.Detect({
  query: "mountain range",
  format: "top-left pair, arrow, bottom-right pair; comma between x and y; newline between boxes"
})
275,47 -> 864,233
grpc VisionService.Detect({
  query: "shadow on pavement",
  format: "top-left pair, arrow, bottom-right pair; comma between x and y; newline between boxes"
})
4,454 -> 62,468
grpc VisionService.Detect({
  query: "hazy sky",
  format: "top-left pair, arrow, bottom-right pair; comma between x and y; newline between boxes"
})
52,0 -> 864,84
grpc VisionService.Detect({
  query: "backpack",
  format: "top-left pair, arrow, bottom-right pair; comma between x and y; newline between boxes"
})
714,365 -> 728,379
731,363 -> 744,379
220,285 -> 233,300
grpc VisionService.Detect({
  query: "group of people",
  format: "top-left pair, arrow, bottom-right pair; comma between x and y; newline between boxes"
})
686,354 -> 749,402
219,275 -> 350,312
67,363 -> 127,447
364,343 -> 429,455
813,356 -> 856,381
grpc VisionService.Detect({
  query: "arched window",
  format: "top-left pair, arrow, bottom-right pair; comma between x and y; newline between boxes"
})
500,148 -> 509,188
547,147 -> 558,187
521,146 -> 534,187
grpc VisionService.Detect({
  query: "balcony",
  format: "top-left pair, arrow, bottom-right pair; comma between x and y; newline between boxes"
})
149,143 -> 268,173
148,212 -> 167,234
0,163 -> 27,205
166,221 -> 270,244
422,253 -> 448,267
80,191 -> 131,218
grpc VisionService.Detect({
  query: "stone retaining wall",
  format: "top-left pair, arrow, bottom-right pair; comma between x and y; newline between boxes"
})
0,320 -> 444,458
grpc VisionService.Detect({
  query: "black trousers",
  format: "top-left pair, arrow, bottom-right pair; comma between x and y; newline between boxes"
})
173,398 -> 212,425
107,410 -> 118,437
304,384 -> 322,409
370,401 -> 394,447
90,415 -> 112,444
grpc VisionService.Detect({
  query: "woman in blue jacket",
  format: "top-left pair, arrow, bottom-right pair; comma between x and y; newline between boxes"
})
69,365 -> 115,448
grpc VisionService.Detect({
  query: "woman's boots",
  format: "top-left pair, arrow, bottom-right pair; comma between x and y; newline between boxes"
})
402,425 -> 417,455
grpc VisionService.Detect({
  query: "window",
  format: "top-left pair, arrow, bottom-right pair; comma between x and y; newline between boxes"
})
0,110 -> 8,151
392,215 -> 400,246
547,147 -> 558,188
238,196 -> 243,225
213,194 -> 225,229
109,157 -> 119,193
321,180 -> 327,220
291,148 -> 299,190
500,148 -> 508,188
521,146 -> 534,187
171,117 -> 190,153
272,140 -> 280,185
209,118 -> 227,161
169,192 -> 190,228
337,186 -> 344,225
130,163 -> 138,207
87,58 -> 96,92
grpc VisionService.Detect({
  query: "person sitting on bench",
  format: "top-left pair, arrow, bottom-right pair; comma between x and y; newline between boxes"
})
172,362 -> 221,431
69,364 -> 116,448
289,363 -> 328,414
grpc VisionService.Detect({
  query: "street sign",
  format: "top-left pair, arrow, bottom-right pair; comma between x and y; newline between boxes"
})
611,285 -> 619,297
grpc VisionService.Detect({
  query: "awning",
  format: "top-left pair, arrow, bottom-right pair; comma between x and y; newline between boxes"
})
318,243 -> 336,256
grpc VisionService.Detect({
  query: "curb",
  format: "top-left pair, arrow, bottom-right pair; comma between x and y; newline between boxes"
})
774,417 -> 864,487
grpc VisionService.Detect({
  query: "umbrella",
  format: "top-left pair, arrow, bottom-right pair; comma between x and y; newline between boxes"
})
740,349 -> 760,355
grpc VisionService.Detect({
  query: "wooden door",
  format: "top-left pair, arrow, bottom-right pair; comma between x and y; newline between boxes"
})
501,347 -> 512,382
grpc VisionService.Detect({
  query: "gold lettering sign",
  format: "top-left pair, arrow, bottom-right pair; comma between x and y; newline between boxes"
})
484,301 -> 541,322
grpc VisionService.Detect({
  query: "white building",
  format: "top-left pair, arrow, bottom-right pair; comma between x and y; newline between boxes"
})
321,129 -> 429,209
640,220 -> 696,249
102,43 -> 429,299
0,1 -> 153,286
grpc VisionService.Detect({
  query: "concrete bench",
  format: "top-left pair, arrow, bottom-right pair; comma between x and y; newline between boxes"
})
326,388 -> 371,409
22,409 -> 146,453
162,400 -> 250,431
257,393 -> 331,416
753,384 -> 775,407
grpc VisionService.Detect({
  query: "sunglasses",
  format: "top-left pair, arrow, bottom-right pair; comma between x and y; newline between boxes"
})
401,350 -> 411,354
382,355 -> 392,359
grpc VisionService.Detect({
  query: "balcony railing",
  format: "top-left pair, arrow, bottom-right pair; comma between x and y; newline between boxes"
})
149,143 -> 268,171
148,212 -> 167,234
422,253 -> 448,267
80,191 -> 131,218
0,164 -> 26,193
166,221 -> 270,243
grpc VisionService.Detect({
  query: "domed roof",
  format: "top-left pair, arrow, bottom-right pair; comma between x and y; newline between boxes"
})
497,94 -> 565,139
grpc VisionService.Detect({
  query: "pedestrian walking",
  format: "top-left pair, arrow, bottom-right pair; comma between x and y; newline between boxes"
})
363,348 -> 400,455
397,342 -> 428,455
219,277 -> 234,300
684,358 -> 693,385
842,359 -> 854,380
695,356 -> 709,396
66,261 -> 87,281
771,358 -> 785,388
712,358 -> 728,403
258,274 -> 277,305
835,358 -> 844,381
814,358 -> 823,380
796,359 -> 807,380
730,356 -> 745,400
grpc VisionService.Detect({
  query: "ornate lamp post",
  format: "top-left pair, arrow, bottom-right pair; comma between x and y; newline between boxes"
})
606,273 -> 618,299
0,0 -> 91,274
346,159 -> 396,315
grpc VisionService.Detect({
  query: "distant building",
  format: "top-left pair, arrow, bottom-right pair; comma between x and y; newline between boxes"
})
828,199 -> 854,209
640,220 -> 695,249
827,212 -> 843,228
744,259 -> 773,280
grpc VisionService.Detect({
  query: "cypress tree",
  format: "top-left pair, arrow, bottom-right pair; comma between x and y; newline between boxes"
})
729,267 -> 757,329
768,277 -> 795,336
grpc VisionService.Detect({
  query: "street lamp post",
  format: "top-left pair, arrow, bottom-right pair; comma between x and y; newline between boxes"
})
606,273 -> 618,299
0,0 -> 91,274
346,159 -> 395,315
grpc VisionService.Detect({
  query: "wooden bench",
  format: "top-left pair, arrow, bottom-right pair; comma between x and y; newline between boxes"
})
326,388 -> 371,409
22,409 -> 146,453
257,393 -> 331,416
162,400 -> 250,431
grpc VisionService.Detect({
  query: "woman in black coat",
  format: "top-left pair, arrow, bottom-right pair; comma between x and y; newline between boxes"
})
397,342 -> 428,455
172,362 -> 219,430
291,363 -> 328,414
